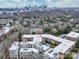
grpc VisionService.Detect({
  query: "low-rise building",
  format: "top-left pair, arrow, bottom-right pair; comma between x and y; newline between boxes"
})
20,42 -> 36,48
35,43 -> 50,54
66,31 -> 79,41
0,26 -> 11,41
43,48 -> 59,59
9,42 -> 19,59
22,35 -> 42,43
9,34 -> 75,59
20,48 -> 39,59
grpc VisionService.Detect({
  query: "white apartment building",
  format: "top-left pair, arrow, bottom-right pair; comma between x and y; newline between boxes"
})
9,34 -> 75,59
66,31 -> 79,41
20,48 -> 39,59
33,36 -> 42,43
22,35 -> 42,43
11,42 -> 19,47
9,42 -> 19,59
35,43 -> 50,54
0,27 -> 11,36
20,42 -> 36,48
43,48 -> 59,59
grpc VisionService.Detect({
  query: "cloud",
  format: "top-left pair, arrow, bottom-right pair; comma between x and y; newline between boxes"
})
0,0 -> 28,8
45,0 -> 51,2
46,0 -> 79,7
0,0 -> 79,8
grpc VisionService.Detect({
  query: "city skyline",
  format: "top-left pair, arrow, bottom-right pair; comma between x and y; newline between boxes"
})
0,0 -> 79,8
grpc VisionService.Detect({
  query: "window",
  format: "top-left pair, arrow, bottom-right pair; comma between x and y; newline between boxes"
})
21,57 -> 23,59
24,57 -> 26,59
48,50 -> 53,53
31,45 -> 32,48
13,57 -> 17,59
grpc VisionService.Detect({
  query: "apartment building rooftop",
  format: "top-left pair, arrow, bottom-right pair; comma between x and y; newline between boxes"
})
33,36 -> 42,43
9,46 -> 19,51
11,42 -> 19,47
22,34 -> 75,54
66,31 -> 79,38
36,43 -> 50,51
53,42 -> 73,54
0,27 -> 10,36
20,48 -> 39,53
43,48 -> 58,58
9,34 -> 75,59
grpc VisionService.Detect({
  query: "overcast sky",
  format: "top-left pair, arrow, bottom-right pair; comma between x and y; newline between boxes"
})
0,0 -> 79,8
